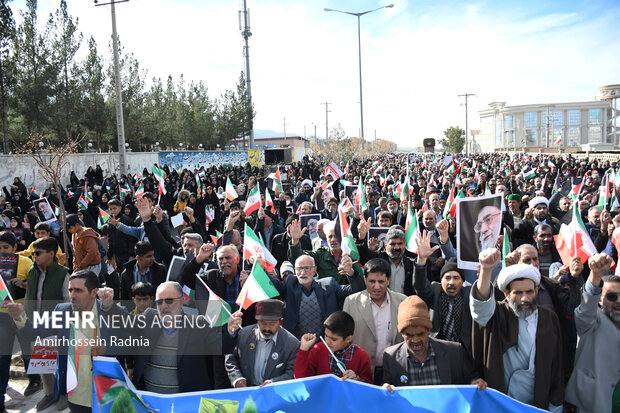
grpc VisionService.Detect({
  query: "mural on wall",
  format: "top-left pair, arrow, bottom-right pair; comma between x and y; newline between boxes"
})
158,151 -> 252,170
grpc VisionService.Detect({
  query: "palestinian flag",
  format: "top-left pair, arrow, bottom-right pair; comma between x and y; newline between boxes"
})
404,203 -> 420,254
135,182 -> 144,198
501,228 -> 511,268
118,185 -> 131,199
94,376 -> 125,406
236,262 -> 279,310
598,176 -> 610,211
152,165 -> 167,195
51,202 -> 61,217
205,205 -> 214,229
0,274 -> 13,304
474,170 -> 480,184
265,190 -> 275,212
225,177 -> 238,201
355,178 -> 367,211
446,162 -> 455,174
210,230 -> 223,245
334,204 -> 360,261
339,198 -> 355,216
182,284 -> 195,303
443,187 -> 456,219
67,325 -> 88,394
243,223 -> 277,273
570,177 -> 583,201
522,167 -> 536,181
548,160 -> 556,169
195,273 -> 231,327
340,179 -> 352,186
344,161 -> 350,175
97,208 -> 110,229
393,182 -> 401,199
77,195 -> 89,211
554,199 -> 597,266
243,183 -> 262,216
272,167 -> 283,192
612,228 -> 620,265
30,187 -> 39,198
521,135 -> 526,145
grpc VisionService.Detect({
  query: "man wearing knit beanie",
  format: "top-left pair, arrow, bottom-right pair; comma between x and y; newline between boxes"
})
381,295 -> 486,392
413,257 -> 473,353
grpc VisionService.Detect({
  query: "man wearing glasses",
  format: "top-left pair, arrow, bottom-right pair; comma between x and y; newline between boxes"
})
267,255 -> 364,339
475,205 -> 502,252
565,253 -> 619,413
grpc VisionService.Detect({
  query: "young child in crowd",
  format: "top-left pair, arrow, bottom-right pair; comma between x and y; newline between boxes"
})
294,311 -> 373,384
131,281 -> 154,314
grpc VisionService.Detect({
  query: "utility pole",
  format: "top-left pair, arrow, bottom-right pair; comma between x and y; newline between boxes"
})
239,0 -> 255,148
282,117 -> 288,138
546,104 -> 550,148
321,102 -> 331,139
95,0 -> 129,175
458,93 -> 476,155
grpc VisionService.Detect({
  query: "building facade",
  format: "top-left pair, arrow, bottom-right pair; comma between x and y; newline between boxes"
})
476,86 -> 619,153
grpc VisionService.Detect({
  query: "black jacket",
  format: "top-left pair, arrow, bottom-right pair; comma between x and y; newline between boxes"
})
117,259 -> 167,310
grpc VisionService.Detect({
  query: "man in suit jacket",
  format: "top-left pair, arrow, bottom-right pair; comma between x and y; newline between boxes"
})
270,254 -> 365,339
225,299 -> 300,387
413,257 -> 473,353
101,281 -> 221,394
381,295 -> 486,392
565,254 -> 619,413
343,257 -> 407,384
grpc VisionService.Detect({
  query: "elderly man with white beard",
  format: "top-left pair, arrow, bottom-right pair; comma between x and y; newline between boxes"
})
470,248 -> 564,412
475,205 -> 502,252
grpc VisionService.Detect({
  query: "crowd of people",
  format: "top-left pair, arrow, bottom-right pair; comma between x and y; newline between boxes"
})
0,152 -> 618,413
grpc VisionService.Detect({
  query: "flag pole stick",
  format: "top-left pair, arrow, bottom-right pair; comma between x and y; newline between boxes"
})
319,336 -> 346,374
195,273 -> 239,325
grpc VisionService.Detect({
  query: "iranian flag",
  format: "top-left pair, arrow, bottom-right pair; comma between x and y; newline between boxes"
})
97,208 -> 110,229
225,177 -> 238,201
272,167 -> 283,192
400,171 -> 410,200
77,195 -> 89,211
243,183 -> 262,215
355,178 -> 367,211
344,161 -> 350,175
393,182 -> 401,199
243,224 -> 277,273
597,176 -> 610,211
404,203 -> 420,253
67,325 -> 88,394
205,205 -> 215,229
195,273 -> 231,327
443,187 -> 456,219
553,135 -> 562,146
612,228 -> 620,275
554,200 -> 597,266
501,228 -> 511,268
484,184 -> 492,197
548,160 -> 556,169
236,262 -> 280,310
334,204 -> 360,261
265,190 -> 275,212
94,376 -> 125,406
135,182 -> 144,198
152,165 -> 167,195
83,182 -> 91,202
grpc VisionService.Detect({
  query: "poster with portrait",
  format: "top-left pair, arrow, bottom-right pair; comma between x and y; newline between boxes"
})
300,213 -> 321,240
368,227 -> 390,249
33,197 -> 57,223
314,187 -> 335,211
456,193 -> 503,271
344,185 -> 358,205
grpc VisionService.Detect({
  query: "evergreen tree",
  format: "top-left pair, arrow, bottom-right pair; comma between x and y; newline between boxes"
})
0,0 -> 15,153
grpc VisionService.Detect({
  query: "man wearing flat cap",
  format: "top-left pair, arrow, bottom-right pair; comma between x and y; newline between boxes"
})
413,256 -> 473,353
470,249 -> 564,411
513,196 -> 561,248
225,299 -> 300,387
381,295 -> 486,391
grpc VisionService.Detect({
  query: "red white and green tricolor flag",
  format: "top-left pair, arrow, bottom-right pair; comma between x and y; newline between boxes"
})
243,183 -> 262,216
225,177 -> 238,201
94,376 -> 125,406
570,177 -> 583,201
344,161 -> 350,175
77,195 -> 89,211
51,202 -> 61,217
554,199 -> 597,266
272,167 -> 283,192
597,175 -> 610,211
118,185 -> 130,198
355,177 -> 367,211
611,228 -> 620,275
484,184 -> 492,197
30,187 -> 39,198
443,187 -> 456,219
67,324 -> 88,394
446,162 -> 456,174
152,165 -> 167,195
501,227 -> 511,269
195,271 -> 232,327
265,189 -> 274,212
135,182 -> 145,198
204,205 -> 215,229
335,203 -> 360,261
236,262 -> 280,310
83,183 -> 91,202
404,203 -> 420,254
400,170 -> 410,200
210,230 -> 223,245
0,273 -> 14,304
243,223 -> 277,273
97,208 -> 110,229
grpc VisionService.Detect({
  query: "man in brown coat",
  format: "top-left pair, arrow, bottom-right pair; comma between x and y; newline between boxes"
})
470,248 -> 563,412
66,213 -> 101,273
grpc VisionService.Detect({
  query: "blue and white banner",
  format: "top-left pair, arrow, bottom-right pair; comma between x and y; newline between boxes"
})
159,151 -> 248,170
92,357 -> 545,412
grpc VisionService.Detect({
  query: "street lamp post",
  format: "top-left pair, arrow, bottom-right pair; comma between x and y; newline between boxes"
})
324,4 -> 393,140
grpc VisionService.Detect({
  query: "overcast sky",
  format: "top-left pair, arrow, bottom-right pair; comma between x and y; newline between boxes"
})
11,0 -> 620,148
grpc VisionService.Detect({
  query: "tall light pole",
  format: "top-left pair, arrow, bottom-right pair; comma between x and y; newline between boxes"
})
95,0 -> 128,175
458,93 -> 475,155
240,0 -> 255,149
324,4 -> 393,141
